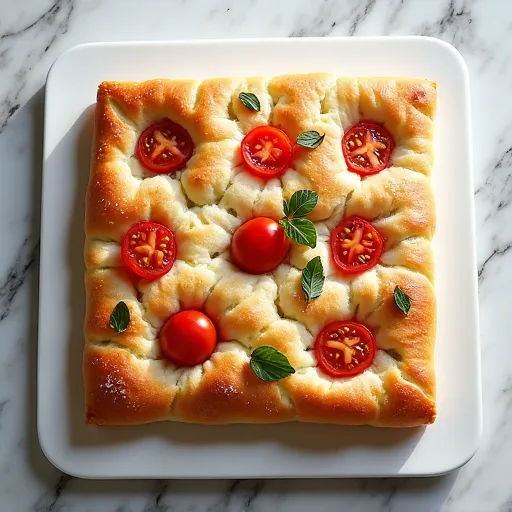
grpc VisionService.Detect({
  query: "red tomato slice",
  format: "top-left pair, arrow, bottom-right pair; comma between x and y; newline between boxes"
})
342,121 -> 394,175
121,221 -> 176,280
231,217 -> 290,274
330,216 -> 383,275
241,126 -> 292,178
136,119 -> 194,173
159,310 -> 217,366
315,321 -> 376,378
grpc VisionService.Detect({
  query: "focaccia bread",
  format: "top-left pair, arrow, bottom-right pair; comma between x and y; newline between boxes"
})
84,74 -> 437,427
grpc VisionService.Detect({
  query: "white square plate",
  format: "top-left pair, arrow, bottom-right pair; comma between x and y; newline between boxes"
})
38,37 -> 481,478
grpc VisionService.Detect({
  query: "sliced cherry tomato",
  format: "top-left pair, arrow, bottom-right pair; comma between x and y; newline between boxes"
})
121,221 -> 176,280
231,217 -> 290,274
330,216 -> 383,275
342,121 -> 394,175
136,119 -> 194,173
315,320 -> 376,378
159,310 -> 217,366
241,126 -> 292,178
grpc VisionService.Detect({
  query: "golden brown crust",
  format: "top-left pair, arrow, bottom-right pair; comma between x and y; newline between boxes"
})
365,267 -> 437,398
173,351 -> 294,423
283,369 -> 381,425
84,344 -> 178,425
335,78 -> 437,176
377,368 -> 436,426
84,73 -> 437,427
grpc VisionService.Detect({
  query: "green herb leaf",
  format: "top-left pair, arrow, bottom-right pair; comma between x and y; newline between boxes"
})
280,189 -> 319,248
296,131 -> 325,149
394,286 -> 411,315
109,301 -> 130,333
238,92 -> 260,112
283,199 -> 290,217
250,345 -> 296,382
301,256 -> 325,302
284,190 -> 319,218
279,218 -> 317,248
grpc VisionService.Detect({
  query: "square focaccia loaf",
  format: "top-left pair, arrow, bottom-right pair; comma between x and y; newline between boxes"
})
84,74 -> 437,427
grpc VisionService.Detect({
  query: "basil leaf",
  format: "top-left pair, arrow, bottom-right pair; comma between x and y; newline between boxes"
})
250,345 -> 295,382
285,190 -> 319,218
394,286 -> 411,315
296,131 -> 325,149
238,92 -> 260,112
109,301 -> 130,333
283,199 -> 290,217
279,218 -> 317,248
301,256 -> 325,302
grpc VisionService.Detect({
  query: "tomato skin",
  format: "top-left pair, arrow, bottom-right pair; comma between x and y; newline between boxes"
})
121,221 -> 176,280
136,119 -> 194,174
315,320 -> 376,378
342,121 -> 394,176
241,126 -> 292,178
159,311 -> 217,366
231,217 -> 290,274
330,216 -> 383,275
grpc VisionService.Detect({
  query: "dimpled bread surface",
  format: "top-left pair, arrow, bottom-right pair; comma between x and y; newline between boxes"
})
84,74 -> 437,426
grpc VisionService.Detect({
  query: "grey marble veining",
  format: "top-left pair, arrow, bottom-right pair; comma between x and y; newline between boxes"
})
0,0 -> 511,510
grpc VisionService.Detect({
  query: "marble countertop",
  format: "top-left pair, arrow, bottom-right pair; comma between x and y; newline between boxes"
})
0,0 -> 509,510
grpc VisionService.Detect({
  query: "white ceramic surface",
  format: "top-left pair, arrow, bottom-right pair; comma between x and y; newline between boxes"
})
38,37 -> 480,479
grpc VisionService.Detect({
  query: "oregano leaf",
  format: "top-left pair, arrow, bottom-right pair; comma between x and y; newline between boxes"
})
250,346 -> 295,382
109,301 -> 130,333
284,190 -> 319,218
279,218 -> 317,248
394,286 -> 411,315
238,92 -> 260,112
296,130 -> 325,149
301,256 -> 325,302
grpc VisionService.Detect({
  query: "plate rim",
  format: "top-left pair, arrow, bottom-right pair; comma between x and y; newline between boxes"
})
38,35 -> 482,479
